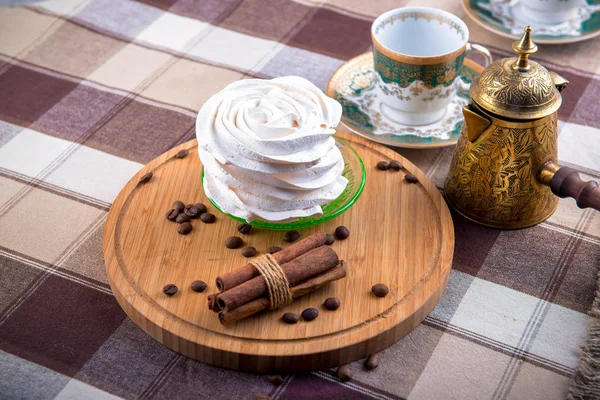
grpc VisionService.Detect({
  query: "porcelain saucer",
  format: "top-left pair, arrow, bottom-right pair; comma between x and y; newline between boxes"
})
326,52 -> 484,149
463,0 -> 600,44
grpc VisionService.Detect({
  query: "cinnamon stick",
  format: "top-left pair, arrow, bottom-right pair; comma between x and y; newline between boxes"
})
216,232 -> 328,292
207,294 -> 220,312
219,261 -> 347,325
216,245 -> 339,312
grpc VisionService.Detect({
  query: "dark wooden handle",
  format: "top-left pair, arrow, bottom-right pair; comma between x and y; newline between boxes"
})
550,166 -> 600,211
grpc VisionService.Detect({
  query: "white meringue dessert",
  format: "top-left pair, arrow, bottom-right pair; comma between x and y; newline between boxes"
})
196,76 -> 348,223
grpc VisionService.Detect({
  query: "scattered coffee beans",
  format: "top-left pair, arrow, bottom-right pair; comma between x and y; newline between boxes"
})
225,236 -> 243,249
191,280 -> 207,293
301,308 -> 319,321
167,200 -> 214,233
166,209 -> 179,221
336,365 -> 353,382
184,204 -> 202,218
175,149 -> 189,159
405,174 -> 419,184
389,160 -> 402,171
195,203 -> 208,214
238,223 -> 252,234
376,161 -> 390,171
267,246 -> 283,254
324,297 -> 340,310
163,284 -> 178,296
372,283 -> 389,298
175,213 -> 191,223
200,212 -> 216,223
177,222 -> 192,235
283,230 -> 300,243
242,246 -> 257,257
335,226 -> 350,240
364,354 -> 379,370
267,375 -> 284,386
282,312 -> 299,324
325,234 -> 335,246
172,200 -> 185,212
139,172 -> 153,184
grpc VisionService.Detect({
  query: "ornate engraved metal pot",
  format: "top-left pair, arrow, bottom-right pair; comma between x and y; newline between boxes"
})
445,26 -> 600,229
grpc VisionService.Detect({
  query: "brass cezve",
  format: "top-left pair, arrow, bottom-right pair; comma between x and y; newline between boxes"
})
445,26 -> 600,229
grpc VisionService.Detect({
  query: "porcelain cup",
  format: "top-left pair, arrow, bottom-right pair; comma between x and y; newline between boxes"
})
517,0 -> 586,25
371,7 -> 492,126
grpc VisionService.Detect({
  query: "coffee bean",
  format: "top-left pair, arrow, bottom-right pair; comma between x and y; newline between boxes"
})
225,236 -> 243,249
200,213 -> 216,223
139,172 -> 153,184
325,234 -> 335,245
242,246 -> 257,257
301,308 -> 318,321
282,312 -> 299,324
324,297 -> 340,310
178,222 -> 193,235
372,283 -> 389,298
163,284 -> 178,296
237,223 -> 252,234
172,200 -> 185,212
336,365 -> 353,382
389,160 -> 402,171
175,149 -> 189,159
195,203 -> 207,214
283,230 -> 300,243
335,226 -> 350,240
165,209 -> 179,221
184,204 -> 202,218
267,375 -> 284,386
175,213 -> 190,223
376,161 -> 390,171
405,174 -> 419,184
191,280 -> 207,293
364,353 -> 379,370
267,246 -> 282,254
255,394 -> 270,400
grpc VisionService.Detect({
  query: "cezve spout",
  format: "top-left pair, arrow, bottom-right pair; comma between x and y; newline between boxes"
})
462,106 -> 491,143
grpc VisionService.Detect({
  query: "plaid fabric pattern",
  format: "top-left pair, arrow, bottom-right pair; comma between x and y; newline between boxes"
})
0,0 -> 599,399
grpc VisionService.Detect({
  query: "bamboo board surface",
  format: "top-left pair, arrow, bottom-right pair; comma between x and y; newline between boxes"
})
102,131 -> 454,373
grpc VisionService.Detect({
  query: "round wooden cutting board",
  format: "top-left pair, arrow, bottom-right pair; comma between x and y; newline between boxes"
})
103,131 -> 454,373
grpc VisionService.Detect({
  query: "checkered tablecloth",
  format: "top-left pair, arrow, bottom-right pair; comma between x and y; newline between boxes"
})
0,0 -> 599,399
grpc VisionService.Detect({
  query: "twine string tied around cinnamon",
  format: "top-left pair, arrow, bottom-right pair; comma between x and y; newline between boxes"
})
249,253 -> 293,309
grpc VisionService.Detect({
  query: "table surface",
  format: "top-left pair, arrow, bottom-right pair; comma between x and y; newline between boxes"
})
0,1 -> 598,399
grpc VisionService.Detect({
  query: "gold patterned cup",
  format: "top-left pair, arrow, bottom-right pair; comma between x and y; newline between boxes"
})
372,7 -> 492,126
518,0 -> 586,24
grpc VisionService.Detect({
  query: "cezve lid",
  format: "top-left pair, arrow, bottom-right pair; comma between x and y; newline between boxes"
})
470,26 -> 563,120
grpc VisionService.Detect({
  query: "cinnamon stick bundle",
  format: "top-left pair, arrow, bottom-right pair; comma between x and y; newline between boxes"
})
216,232 -> 328,292
218,261 -> 347,325
216,245 -> 339,312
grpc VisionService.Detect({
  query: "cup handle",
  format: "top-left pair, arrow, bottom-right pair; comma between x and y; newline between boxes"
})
456,43 -> 493,93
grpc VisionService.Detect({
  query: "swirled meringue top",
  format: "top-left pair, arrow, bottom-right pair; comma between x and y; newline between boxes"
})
196,76 -> 348,222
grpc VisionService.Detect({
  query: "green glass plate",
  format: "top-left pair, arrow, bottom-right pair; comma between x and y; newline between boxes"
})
203,137 -> 366,230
